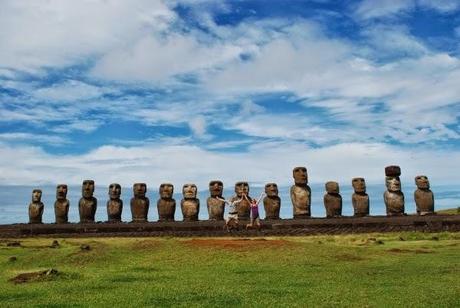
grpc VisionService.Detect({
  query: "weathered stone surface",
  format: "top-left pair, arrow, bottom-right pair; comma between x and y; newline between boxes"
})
2,215 -> 460,238
79,180 -> 97,223
54,184 -> 69,224
131,183 -> 149,222
352,177 -> 369,217
324,181 -> 342,218
384,166 -> 404,216
181,184 -> 199,221
207,180 -> 225,220
158,183 -> 175,221
414,175 -> 435,215
107,183 -> 123,223
263,183 -> 281,219
290,167 -> 311,218
29,189 -> 44,224
231,182 -> 251,219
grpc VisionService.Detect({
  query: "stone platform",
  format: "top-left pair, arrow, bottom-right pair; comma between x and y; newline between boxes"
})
1,215 -> 460,238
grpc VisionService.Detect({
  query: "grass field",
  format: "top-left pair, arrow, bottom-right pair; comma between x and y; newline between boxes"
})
1,232 -> 459,307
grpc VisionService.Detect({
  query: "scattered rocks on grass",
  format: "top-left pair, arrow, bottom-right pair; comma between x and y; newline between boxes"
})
80,244 -> 91,251
9,269 -> 59,284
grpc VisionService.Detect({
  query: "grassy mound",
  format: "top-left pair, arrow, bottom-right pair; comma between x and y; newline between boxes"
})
1,233 -> 459,306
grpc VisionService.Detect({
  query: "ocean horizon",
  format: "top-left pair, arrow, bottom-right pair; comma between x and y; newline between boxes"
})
0,183 -> 458,225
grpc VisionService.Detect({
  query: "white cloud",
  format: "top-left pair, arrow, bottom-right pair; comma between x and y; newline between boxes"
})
34,80 -> 107,102
91,34 -> 243,82
354,0 -> 414,20
0,0 -> 175,73
0,133 -> 69,145
418,0 -> 460,12
0,141 -> 458,187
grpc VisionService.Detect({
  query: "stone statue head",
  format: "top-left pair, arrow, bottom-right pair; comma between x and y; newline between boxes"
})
32,189 -> 42,203
415,175 -> 430,190
56,184 -> 68,200
183,184 -> 197,199
82,180 -> 95,198
209,180 -> 223,197
235,181 -> 249,197
133,183 -> 146,198
265,183 -> 279,197
385,176 -> 401,192
325,181 -> 339,194
109,183 -> 121,200
293,167 -> 308,185
159,183 -> 174,199
352,177 -> 366,193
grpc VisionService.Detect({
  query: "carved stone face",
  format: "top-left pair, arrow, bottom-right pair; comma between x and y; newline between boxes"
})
235,181 -> 249,197
133,183 -> 146,198
415,175 -> 430,189
109,183 -> 121,199
352,178 -> 366,193
82,180 -> 95,198
209,180 -> 223,197
386,176 -> 401,192
293,167 -> 308,184
183,184 -> 197,199
32,189 -> 42,203
56,184 -> 68,200
265,183 -> 278,197
160,183 -> 174,199
325,181 -> 339,194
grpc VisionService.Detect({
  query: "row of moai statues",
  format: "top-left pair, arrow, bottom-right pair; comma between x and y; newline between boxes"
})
28,165 -> 434,223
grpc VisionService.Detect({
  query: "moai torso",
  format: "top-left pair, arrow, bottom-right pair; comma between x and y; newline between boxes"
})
352,178 -> 369,217
54,184 -> 69,223
207,181 -> 225,220
384,166 -> 404,216
157,183 -> 175,221
290,167 -> 311,218
181,184 -> 199,221
79,180 -> 97,223
131,183 -> 149,222
29,189 -> 44,224
263,183 -> 281,219
230,182 -> 251,219
107,183 -> 123,223
324,181 -> 342,218
414,175 -> 434,215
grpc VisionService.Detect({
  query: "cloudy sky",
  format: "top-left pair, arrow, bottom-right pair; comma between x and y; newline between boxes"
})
0,0 -> 459,188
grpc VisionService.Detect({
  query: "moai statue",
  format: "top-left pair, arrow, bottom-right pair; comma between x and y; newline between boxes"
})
107,183 -> 123,223
263,183 -> 281,220
131,183 -> 149,223
207,180 -> 225,220
231,181 -> 251,219
79,180 -> 97,223
414,175 -> 434,215
157,183 -> 175,221
351,178 -> 369,217
324,181 -> 342,218
290,167 -> 311,218
384,166 -> 405,216
29,189 -> 44,224
181,184 -> 199,221
54,184 -> 69,223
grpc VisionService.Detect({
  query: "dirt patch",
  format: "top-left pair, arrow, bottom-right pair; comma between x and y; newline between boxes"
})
9,269 -> 59,284
387,248 -> 434,254
183,238 -> 294,250
334,254 -> 366,262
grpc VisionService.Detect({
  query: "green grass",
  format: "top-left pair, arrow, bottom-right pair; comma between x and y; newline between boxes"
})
1,233 -> 459,307
437,207 -> 460,215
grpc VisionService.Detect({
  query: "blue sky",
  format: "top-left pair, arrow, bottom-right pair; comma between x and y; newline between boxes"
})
0,0 -> 459,187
